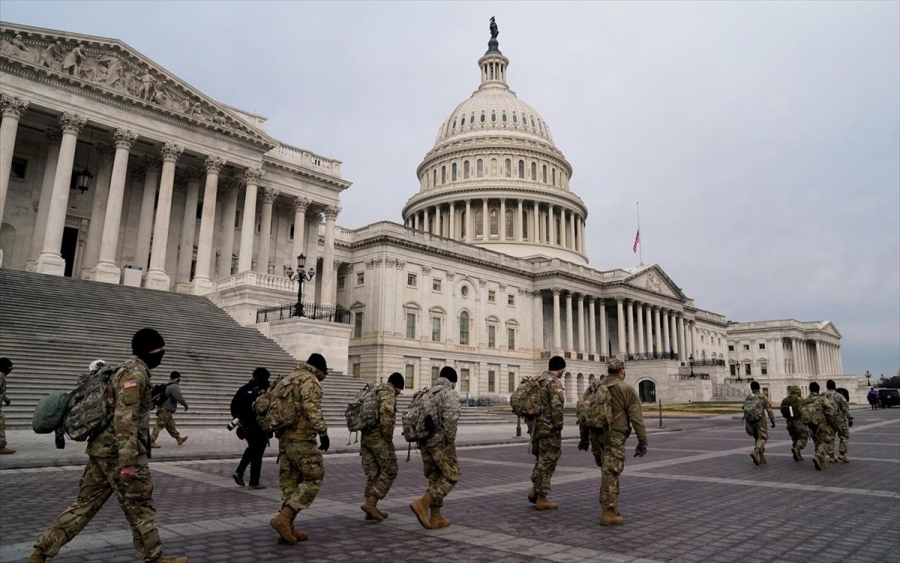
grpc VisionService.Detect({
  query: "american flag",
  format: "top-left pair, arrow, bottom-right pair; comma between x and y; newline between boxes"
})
632,229 -> 640,253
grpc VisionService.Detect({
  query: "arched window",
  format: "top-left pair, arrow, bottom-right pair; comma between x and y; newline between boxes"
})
441,166 -> 446,184
480,112 -> 486,123
504,159 -> 512,177
505,208 -> 514,237
512,113 -> 518,124
531,162 -> 537,179
542,165 -> 547,183
451,162 -> 457,181
477,159 -> 484,178
518,160 -> 525,179
502,112 -> 507,123
463,160 -> 470,179
552,168 -> 556,186
469,114 -> 475,125
490,158 -> 498,176
474,208 -> 484,237
451,119 -> 456,129
490,208 -> 499,236
491,112 -> 497,123
432,170 -> 437,187
522,214 -> 529,239
459,311 -> 470,345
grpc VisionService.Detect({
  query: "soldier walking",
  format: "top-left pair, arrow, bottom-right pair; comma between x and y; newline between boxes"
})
823,379 -> 853,463
26,328 -> 188,563
0,357 -> 13,455
231,367 -> 272,489
360,372 -> 404,522
578,359 -> 647,526
780,385 -> 809,461
804,381 -> 838,471
150,371 -> 189,448
744,381 -> 775,465
410,366 -> 460,530
527,356 -> 566,510
269,353 -> 330,545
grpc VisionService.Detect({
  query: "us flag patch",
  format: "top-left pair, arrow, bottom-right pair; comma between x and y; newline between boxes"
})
123,380 -> 138,389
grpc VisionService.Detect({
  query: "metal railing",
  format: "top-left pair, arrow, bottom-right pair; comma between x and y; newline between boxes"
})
692,359 -> 727,367
256,302 -> 351,324
676,373 -> 710,380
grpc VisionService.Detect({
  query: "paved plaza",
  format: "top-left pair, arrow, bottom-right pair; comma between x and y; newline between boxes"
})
0,409 -> 897,563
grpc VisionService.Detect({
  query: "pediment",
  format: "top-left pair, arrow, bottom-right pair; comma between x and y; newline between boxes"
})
624,265 -> 683,299
0,22 -> 275,150
819,321 -> 842,338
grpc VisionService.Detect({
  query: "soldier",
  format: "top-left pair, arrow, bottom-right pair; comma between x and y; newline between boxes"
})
410,366 -> 460,530
745,381 -> 775,465
780,385 -> 809,461
150,371 -> 189,448
269,353 -> 330,545
578,358 -> 647,526
823,379 -> 853,462
360,372 -> 404,522
232,367 -> 272,490
0,357 -> 13,455
805,381 -> 837,471
527,355 -> 566,510
26,328 -> 188,563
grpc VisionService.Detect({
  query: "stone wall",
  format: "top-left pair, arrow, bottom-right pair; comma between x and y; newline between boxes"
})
256,317 -> 351,375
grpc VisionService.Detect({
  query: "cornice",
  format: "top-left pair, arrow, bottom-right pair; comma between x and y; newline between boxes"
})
261,155 -> 351,191
402,184 -> 588,218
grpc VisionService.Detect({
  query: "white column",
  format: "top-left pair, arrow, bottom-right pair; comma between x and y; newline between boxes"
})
600,300 -> 609,357
636,302 -> 645,355
320,205 -> 340,305
80,142 -> 115,277
449,202 -> 456,239
133,157 -> 161,273
482,199 -> 489,239
435,205 -> 442,236
548,205 -> 556,246
216,179 -> 239,278
465,199 -> 472,241
93,129 -> 138,283
499,199 -> 506,240
614,298 -> 626,357
661,309 -> 671,355
189,156 -> 225,293
27,129 -> 62,269
551,288 -> 562,352
533,291 -> 544,351
565,291 -> 574,352
175,169 -> 202,288
670,313 -> 678,357
143,143 -> 183,290
256,187 -> 278,274
653,307 -> 662,355
517,199 -> 524,241
533,202 -> 540,243
625,299 -> 636,355
568,210 -> 576,249
36,113 -> 86,275
588,297 -> 597,356
291,197 -> 310,263
0,95 -> 28,225
678,314 -> 687,362
576,294 -> 586,354
646,305 -> 655,354
237,167 -> 263,273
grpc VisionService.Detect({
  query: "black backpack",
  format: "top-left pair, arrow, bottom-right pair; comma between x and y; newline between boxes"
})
151,382 -> 173,408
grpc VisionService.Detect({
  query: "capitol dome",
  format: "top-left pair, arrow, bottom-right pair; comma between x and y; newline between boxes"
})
402,24 -> 589,265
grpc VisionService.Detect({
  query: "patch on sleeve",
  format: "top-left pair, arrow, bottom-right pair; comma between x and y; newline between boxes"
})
123,380 -> 138,389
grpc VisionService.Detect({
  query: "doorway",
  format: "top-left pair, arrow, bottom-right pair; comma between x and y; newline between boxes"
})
639,380 -> 657,403
61,226 -> 78,277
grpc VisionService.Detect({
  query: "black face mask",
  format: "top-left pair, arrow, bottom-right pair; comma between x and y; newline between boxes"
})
139,350 -> 165,370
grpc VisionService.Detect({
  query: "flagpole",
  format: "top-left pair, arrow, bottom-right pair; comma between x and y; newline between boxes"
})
637,202 -> 643,266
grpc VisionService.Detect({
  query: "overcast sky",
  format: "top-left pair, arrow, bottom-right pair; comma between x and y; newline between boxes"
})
4,1 -> 898,380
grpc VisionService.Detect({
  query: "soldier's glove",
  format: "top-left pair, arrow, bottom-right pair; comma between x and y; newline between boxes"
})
184,405 -> 189,412
770,419 -> 776,429
634,440 -> 648,458
577,426 -> 590,451
848,419 -> 853,427
318,433 -> 330,452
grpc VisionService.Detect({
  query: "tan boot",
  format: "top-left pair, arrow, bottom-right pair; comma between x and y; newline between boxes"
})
151,442 -> 161,449
759,452 -> 767,465
410,491 -> 434,529
750,451 -> 760,466
600,506 -> 623,526
270,506 -> 298,545
813,455 -> 824,471
0,447 -> 15,455
150,557 -> 189,563
612,504 -> 622,519
176,436 -> 188,446
527,487 -> 536,504
791,446 -> 801,461
837,454 -> 850,463
361,495 -> 384,522
25,548 -> 46,563
276,519 -> 309,544
429,506 -> 450,529
376,507 -> 389,519
535,496 -> 559,510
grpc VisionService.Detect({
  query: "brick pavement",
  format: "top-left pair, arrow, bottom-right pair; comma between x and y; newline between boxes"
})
0,409 -> 897,562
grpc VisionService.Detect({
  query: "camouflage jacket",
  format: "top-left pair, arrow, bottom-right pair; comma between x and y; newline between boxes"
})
747,392 -> 776,424
376,383 -> 397,439
86,356 -> 152,467
278,362 -> 328,442
0,371 -> 6,403
606,376 -> 647,442
823,390 -> 852,422
423,377 -> 460,447
531,371 -> 565,437
807,392 -> 838,427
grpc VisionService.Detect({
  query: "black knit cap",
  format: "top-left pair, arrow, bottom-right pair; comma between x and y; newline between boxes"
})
809,381 -> 820,393
253,367 -> 271,381
170,371 -> 181,380
826,379 -> 836,390
439,366 -> 458,383
131,328 -> 165,356
307,353 -> 328,375
548,356 -> 566,371
750,381 -> 760,391
387,372 -> 405,389
0,358 -> 11,373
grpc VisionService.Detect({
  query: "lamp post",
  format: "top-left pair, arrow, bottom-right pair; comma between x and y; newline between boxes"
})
285,253 -> 315,318
689,354 -> 695,378
865,370 -> 871,386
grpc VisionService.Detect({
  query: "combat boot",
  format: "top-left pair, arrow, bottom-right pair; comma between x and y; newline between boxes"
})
612,504 -> 622,519
24,548 -> 46,562
270,506 -> 298,545
0,447 -> 15,455
527,487 -> 536,504
361,495 -> 384,521
151,442 -> 161,449
813,455 -> 824,471
837,453 -> 850,463
791,446 -> 801,461
535,496 -> 559,510
176,436 -> 189,446
759,452 -> 767,465
600,507 -> 623,526
829,454 -> 837,463
149,557 -> 189,563
750,451 -> 760,466
376,507 -> 389,519
276,520 -> 308,544
410,491 -> 434,529
429,507 -> 450,529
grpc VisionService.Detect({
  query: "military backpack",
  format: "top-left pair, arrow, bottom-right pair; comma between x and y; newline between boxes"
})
742,394 -> 766,424
345,383 -> 380,432
64,364 -> 118,442
800,396 -> 826,426
32,391 -> 71,434
780,395 -> 803,421
510,376 -> 544,417
150,381 -> 174,408
577,376 -> 613,431
402,387 -> 442,442
255,373 -> 299,435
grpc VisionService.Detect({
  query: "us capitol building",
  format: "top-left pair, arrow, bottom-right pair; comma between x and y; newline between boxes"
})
0,21 -> 860,403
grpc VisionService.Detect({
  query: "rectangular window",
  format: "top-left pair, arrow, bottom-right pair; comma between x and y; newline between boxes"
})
761,367 -> 768,375
460,368 -> 470,393
508,328 -> 516,350
431,317 -> 441,342
431,366 -> 440,386
356,272 -> 365,286
432,278 -> 442,292
508,372 -> 516,393
406,313 -> 416,339
407,273 -> 417,287
351,363 -> 360,378
488,325 -> 496,348
488,370 -> 496,393
742,344 -> 750,351
730,364 -> 736,376
507,294 -> 515,306
405,364 -> 415,390
745,364 -> 752,376
488,290 -> 496,303
337,275 -> 345,290
728,345 -> 735,352
353,312 -> 363,338
759,343 -> 766,350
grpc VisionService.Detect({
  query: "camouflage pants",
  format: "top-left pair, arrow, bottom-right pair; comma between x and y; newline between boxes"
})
279,439 -> 324,512
35,456 -> 161,561
747,421 -> 769,453
787,420 -> 810,451
590,430 -> 626,509
830,418 -> 850,455
151,408 -> 180,442
421,442 -> 460,508
360,432 -> 398,500
530,432 -> 562,497
0,407 -> 6,448
809,424 -> 835,462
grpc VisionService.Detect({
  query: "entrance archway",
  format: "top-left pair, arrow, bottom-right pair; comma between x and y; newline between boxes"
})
638,379 -> 657,403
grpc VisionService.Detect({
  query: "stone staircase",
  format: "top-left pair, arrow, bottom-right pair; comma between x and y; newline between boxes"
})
0,270 -> 512,428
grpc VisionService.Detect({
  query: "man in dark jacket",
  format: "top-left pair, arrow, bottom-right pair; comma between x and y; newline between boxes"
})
232,367 -> 271,489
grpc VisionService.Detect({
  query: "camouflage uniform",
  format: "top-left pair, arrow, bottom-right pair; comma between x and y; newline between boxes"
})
805,392 -> 837,466
0,370 -> 7,449
34,357 -> 164,562
528,371 -> 565,498
745,392 -> 775,455
823,389 -> 852,456
589,375 -> 646,509
151,408 -> 181,441
277,362 -> 327,512
419,377 -> 460,508
781,386 -> 809,453
360,383 -> 398,500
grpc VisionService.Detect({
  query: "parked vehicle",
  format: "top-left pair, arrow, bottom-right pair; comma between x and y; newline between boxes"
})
876,388 -> 900,408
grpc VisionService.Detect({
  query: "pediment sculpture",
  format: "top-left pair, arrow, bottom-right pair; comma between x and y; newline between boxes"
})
645,271 -> 663,293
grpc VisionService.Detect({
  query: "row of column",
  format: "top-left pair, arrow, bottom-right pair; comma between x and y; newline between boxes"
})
406,198 -> 586,254
793,338 -> 841,376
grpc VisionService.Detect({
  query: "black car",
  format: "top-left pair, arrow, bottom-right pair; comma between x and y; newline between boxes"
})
876,388 -> 900,408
